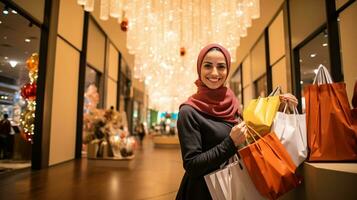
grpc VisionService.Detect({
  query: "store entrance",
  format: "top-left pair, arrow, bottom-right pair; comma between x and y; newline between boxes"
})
0,2 -> 41,173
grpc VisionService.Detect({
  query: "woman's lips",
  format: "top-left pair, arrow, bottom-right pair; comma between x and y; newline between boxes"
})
206,77 -> 221,83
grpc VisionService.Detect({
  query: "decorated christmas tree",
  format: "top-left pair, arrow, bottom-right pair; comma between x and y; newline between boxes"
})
19,53 -> 38,143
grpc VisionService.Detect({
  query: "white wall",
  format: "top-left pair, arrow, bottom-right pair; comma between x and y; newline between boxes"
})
49,37 -> 80,165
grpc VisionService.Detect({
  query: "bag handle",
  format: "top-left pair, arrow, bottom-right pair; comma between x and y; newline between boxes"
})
269,85 -> 283,96
244,124 -> 285,161
313,64 -> 333,85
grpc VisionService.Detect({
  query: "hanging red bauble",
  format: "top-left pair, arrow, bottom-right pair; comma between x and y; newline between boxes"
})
120,18 -> 128,32
180,47 -> 186,56
21,83 -> 37,100
26,53 -> 39,72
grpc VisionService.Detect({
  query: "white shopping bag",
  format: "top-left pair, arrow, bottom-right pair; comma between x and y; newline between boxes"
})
216,167 -> 232,200
229,158 -> 266,200
205,168 -> 226,200
272,106 -> 307,166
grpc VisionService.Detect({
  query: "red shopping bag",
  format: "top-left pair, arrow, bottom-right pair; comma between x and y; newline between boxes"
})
238,125 -> 301,200
304,65 -> 357,161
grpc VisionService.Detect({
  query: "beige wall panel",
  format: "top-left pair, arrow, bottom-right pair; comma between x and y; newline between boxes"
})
272,57 -> 288,93
49,37 -> 79,165
290,0 -> 326,48
242,55 -> 252,87
269,11 -> 285,65
13,0 -> 44,23
336,0 -> 350,9
106,78 -> 117,109
243,85 -> 254,109
339,2 -> 357,105
58,0 -> 84,50
230,0 -> 284,76
87,18 -> 105,72
251,36 -> 266,81
88,0 -> 134,69
108,43 -> 119,81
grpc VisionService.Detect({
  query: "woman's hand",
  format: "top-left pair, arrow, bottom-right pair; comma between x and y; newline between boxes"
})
279,93 -> 298,107
230,121 -> 247,148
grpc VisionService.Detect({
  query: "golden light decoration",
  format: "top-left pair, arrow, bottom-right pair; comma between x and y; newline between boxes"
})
78,0 -> 260,112
26,53 -> 39,72
19,53 -> 39,143
20,109 -> 35,142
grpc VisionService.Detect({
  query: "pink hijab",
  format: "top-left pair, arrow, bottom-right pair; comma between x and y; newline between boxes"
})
181,44 -> 240,124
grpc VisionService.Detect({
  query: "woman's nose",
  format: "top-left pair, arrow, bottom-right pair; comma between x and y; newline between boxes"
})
211,66 -> 219,75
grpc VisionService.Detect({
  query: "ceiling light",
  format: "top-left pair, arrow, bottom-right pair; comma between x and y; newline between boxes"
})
300,81 -> 304,85
310,54 -> 317,58
78,0 -> 261,112
322,43 -> 328,47
0,20 -> 2,24
9,60 -> 18,68
3,7 -> 9,15
299,59 -> 303,63
314,69 -> 318,74
11,10 -> 17,14
25,38 -> 31,43
4,56 -> 8,60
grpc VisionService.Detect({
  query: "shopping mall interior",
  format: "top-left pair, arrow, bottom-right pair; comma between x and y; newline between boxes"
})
0,0 -> 356,199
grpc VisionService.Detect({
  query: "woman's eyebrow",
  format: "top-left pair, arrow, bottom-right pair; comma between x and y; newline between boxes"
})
203,61 -> 213,64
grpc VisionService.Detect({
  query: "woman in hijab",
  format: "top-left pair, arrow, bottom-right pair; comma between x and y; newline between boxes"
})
176,44 -> 247,200
176,43 -> 297,199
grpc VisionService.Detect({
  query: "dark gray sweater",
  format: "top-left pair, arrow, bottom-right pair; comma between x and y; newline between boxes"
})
176,105 -> 239,200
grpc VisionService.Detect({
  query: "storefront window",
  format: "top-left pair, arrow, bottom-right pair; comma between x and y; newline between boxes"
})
230,66 -> 243,104
254,75 -> 267,98
298,29 -> 331,112
0,2 -> 41,169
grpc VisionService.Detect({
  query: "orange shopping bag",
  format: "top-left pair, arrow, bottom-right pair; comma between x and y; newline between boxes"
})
304,65 -> 357,161
238,125 -> 301,200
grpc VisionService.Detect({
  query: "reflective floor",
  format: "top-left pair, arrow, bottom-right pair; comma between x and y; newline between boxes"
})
0,138 -> 184,200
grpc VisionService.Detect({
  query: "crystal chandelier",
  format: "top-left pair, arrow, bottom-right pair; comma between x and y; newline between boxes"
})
78,0 -> 260,112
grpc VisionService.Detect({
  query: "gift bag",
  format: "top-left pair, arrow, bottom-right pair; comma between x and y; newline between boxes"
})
238,125 -> 300,200
229,156 -> 266,200
304,65 -> 357,161
272,105 -> 307,166
215,166 -> 232,200
243,87 -> 281,134
204,167 -> 227,200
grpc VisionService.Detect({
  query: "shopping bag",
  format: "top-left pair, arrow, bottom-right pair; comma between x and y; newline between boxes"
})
272,105 -> 307,166
215,166 -> 232,200
243,87 -> 281,134
229,156 -> 266,200
238,125 -> 300,200
304,65 -> 357,161
204,167 -> 227,200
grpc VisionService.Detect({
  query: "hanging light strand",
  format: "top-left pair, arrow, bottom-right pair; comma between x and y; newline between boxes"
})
78,0 -> 260,112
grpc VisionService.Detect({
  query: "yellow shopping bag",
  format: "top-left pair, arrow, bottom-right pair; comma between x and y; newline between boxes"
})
243,95 -> 281,135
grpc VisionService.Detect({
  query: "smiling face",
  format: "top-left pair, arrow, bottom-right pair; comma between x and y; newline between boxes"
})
200,49 -> 228,89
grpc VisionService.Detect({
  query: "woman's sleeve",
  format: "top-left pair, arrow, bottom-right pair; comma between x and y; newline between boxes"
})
177,106 -> 237,178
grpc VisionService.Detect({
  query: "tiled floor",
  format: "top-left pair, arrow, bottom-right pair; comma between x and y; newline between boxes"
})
0,138 -> 185,200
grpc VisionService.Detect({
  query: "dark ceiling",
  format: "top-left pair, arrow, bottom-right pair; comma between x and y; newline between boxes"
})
0,2 -> 41,88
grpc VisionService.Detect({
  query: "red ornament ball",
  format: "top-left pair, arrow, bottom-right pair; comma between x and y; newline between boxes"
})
120,18 -> 128,32
21,83 -> 37,100
180,47 -> 186,56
